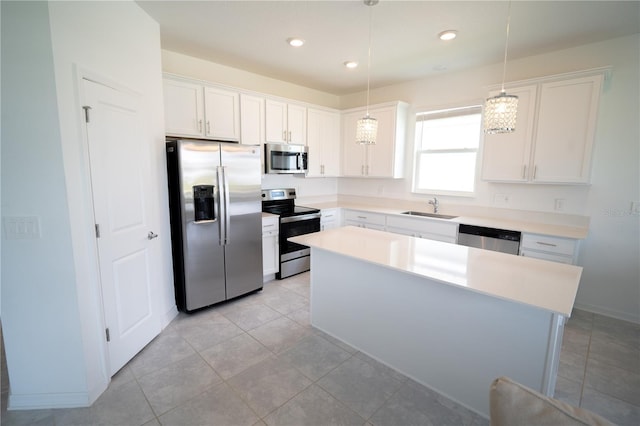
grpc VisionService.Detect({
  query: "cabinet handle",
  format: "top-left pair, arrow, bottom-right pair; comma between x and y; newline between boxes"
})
536,241 -> 557,247
522,165 -> 527,179
283,130 -> 287,141
263,224 -> 275,229
198,120 -> 203,132
357,216 -> 367,219
288,131 -> 292,142
361,165 -> 365,175
366,165 -> 370,176
321,165 -> 324,174
533,165 -> 538,179
207,121 -> 211,134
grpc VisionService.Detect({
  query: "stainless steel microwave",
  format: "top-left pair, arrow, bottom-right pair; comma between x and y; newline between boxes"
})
264,143 -> 308,174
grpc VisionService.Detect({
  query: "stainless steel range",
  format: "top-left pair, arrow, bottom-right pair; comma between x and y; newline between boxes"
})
261,188 -> 320,279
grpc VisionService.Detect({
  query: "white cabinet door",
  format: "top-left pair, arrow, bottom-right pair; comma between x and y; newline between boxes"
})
163,79 -> 204,137
320,208 -> 341,230
240,94 -> 265,145
265,99 -> 287,143
287,103 -> 307,145
366,105 -> 400,178
203,87 -> 240,141
341,110 -> 367,176
262,216 -> 279,275
532,75 -> 603,184
481,85 -> 537,182
307,108 -> 341,177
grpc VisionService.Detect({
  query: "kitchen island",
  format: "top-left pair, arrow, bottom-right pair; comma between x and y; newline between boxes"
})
290,226 -> 583,418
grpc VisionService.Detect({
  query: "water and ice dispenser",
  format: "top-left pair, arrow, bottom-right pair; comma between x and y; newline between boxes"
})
193,185 -> 215,222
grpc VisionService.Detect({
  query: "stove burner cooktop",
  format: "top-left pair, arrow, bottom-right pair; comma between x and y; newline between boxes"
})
261,188 -> 320,217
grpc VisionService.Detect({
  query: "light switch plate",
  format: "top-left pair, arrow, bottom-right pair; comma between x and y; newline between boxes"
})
3,216 -> 41,239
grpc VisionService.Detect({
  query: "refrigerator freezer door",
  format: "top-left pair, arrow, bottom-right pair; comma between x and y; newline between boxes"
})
221,144 -> 264,299
175,140 -> 226,311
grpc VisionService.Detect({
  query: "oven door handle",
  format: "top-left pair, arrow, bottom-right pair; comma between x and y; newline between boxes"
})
280,213 -> 321,224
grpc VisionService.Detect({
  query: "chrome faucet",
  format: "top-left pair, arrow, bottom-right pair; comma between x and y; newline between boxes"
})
428,197 -> 439,213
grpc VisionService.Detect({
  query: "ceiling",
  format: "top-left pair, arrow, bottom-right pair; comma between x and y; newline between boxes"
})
137,1 -> 640,95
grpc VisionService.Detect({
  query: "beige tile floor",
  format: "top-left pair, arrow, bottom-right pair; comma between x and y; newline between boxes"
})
2,272 -> 638,425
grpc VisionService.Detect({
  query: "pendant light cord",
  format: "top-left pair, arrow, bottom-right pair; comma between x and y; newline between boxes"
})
365,1 -> 373,116
500,0 -> 513,93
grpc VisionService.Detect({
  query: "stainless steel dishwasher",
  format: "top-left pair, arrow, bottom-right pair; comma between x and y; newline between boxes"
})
457,224 -> 521,255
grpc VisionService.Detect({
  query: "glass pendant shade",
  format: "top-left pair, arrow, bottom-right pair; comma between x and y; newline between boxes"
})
356,114 -> 378,145
483,91 -> 519,134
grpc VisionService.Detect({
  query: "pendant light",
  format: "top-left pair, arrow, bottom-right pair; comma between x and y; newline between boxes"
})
356,0 -> 379,145
484,1 -> 518,134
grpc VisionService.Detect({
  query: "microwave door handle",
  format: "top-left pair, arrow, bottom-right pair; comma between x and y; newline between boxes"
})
296,153 -> 300,170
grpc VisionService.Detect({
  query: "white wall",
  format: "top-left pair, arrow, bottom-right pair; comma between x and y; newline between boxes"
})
339,34 -> 640,323
1,0 -> 88,407
1,0 -> 174,409
162,50 -> 341,109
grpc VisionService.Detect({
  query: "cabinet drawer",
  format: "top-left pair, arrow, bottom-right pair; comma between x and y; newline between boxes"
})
386,215 -> 458,238
343,210 -> 386,226
520,249 -> 573,264
521,234 -> 576,256
262,216 -> 279,233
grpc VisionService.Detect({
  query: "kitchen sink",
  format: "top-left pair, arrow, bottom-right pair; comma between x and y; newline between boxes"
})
400,211 -> 458,219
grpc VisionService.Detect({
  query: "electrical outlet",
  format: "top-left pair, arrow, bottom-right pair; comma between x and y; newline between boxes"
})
554,198 -> 565,211
631,201 -> 640,215
493,194 -> 509,205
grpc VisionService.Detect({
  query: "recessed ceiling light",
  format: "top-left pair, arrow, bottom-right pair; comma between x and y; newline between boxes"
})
287,37 -> 305,47
344,61 -> 359,69
438,30 -> 457,41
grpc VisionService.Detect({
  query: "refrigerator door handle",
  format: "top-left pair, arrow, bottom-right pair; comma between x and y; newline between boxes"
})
216,166 -> 226,245
221,166 -> 231,245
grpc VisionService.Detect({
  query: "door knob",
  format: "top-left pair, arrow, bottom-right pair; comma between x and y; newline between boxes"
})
147,231 -> 158,240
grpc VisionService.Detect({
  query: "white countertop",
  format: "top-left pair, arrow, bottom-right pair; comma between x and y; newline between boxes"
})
301,201 -> 589,239
290,226 -> 582,316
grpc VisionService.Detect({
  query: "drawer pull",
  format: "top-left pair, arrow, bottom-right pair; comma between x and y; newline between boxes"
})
536,241 -> 557,247
263,224 -> 275,228
357,216 -> 367,219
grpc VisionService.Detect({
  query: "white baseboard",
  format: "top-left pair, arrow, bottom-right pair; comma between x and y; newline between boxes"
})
8,391 -> 90,410
161,304 -> 179,329
573,302 -> 640,325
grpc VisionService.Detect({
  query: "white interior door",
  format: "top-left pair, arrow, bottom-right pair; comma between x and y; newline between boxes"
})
83,79 -> 161,376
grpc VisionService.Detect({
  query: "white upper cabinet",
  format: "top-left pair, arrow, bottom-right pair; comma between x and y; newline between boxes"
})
240,93 -> 265,145
163,78 -> 204,137
203,86 -> 240,141
163,76 -> 240,142
265,99 -> 307,145
531,75 -> 603,183
306,108 -> 341,177
482,71 -> 604,184
481,85 -> 537,182
341,101 -> 408,178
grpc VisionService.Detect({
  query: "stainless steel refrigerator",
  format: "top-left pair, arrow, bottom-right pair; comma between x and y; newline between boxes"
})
166,139 -> 263,312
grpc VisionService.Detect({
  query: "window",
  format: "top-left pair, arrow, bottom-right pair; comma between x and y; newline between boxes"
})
412,106 -> 482,195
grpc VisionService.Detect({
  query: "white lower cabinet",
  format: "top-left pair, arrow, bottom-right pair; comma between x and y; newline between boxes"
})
519,233 -> 579,265
386,215 -> 458,244
262,215 -> 279,275
321,208 -> 341,231
343,210 -> 386,231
